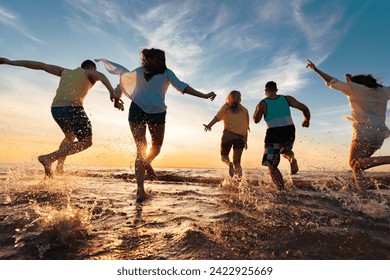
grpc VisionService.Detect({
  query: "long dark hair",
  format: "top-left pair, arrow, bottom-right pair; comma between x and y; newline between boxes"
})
347,73 -> 383,89
141,48 -> 167,81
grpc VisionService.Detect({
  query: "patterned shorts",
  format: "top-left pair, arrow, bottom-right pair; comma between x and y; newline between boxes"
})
51,106 -> 92,141
262,142 -> 293,167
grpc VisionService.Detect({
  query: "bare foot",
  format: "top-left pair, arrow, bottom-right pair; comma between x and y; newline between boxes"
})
38,155 -> 53,178
290,158 -> 299,175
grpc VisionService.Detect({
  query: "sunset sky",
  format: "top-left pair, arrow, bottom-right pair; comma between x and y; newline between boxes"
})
0,0 -> 389,172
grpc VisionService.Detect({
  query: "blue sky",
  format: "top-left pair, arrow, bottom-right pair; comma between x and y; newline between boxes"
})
0,0 -> 389,172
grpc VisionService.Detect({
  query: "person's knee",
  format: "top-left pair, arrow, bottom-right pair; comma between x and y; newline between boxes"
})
282,151 -> 294,160
351,159 -> 364,172
64,131 -> 76,140
350,158 -> 358,170
221,155 -> 229,162
268,166 -> 278,172
152,145 -> 162,156
82,137 -> 93,149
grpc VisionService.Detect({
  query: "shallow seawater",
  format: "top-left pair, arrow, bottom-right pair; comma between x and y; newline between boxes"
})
0,164 -> 389,260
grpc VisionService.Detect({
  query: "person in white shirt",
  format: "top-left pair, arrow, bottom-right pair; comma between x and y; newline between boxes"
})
116,48 -> 216,202
307,60 -> 390,193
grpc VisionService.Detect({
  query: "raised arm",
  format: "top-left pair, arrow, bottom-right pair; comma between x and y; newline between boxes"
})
306,59 -> 333,83
286,96 -> 310,127
0,57 -> 65,77
183,86 -> 216,100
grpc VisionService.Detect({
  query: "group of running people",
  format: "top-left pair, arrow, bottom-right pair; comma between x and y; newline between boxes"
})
1,51 -> 389,201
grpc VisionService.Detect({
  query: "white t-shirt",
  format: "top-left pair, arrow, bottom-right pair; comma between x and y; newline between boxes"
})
119,66 -> 189,114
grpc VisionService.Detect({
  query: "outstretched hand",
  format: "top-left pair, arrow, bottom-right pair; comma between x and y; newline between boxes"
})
306,59 -> 316,70
207,92 -> 216,101
203,124 -> 211,132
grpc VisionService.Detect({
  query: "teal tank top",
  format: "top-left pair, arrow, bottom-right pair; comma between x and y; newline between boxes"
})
263,95 -> 293,128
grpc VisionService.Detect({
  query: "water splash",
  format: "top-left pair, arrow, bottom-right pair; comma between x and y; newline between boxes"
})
1,165 -> 390,259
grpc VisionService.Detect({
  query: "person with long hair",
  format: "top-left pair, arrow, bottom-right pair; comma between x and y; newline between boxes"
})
0,57 -> 122,177
204,90 -> 249,177
115,48 -> 216,202
306,60 -> 390,193
253,81 -> 310,190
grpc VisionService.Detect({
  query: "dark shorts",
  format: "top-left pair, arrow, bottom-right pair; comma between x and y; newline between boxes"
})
221,130 -> 245,156
262,125 -> 295,167
128,102 -> 166,126
51,106 -> 92,141
262,142 -> 294,167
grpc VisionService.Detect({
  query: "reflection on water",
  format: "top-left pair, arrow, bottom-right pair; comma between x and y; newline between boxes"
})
0,164 -> 389,260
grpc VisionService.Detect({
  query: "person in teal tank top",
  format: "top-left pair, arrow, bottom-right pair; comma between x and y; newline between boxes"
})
253,81 -> 311,190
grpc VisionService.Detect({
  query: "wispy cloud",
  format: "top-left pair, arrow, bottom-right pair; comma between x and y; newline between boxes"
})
62,0 -> 354,104
0,6 -> 43,44
65,0 -> 124,25
65,0 -> 206,77
291,0 -> 345,54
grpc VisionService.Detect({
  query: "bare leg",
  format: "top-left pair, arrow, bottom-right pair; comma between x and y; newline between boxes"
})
355,156 -> 390,170
130,122 -> 147,201
130,122 -> 165,202
55,132 -> 76,174
38,136 -> 92,177
350,140 -> 389,192
144,123 -> 165,174
349,140 -> 375,192
282,151 -> 298,175
232,148 -> 244,177
268,166 -> 284,190
221,155 -> 234,177
146,124 -> 165,161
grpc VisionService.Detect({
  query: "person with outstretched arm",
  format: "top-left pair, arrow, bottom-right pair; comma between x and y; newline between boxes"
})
307,59 -> 390,193
0,57 -> 123,177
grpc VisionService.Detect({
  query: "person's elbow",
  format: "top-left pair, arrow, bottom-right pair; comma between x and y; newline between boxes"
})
182,86 -> 191,94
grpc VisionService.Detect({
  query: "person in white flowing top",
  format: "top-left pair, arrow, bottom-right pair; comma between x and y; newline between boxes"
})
110,48 -> 216,202
307,59 -> 390,193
